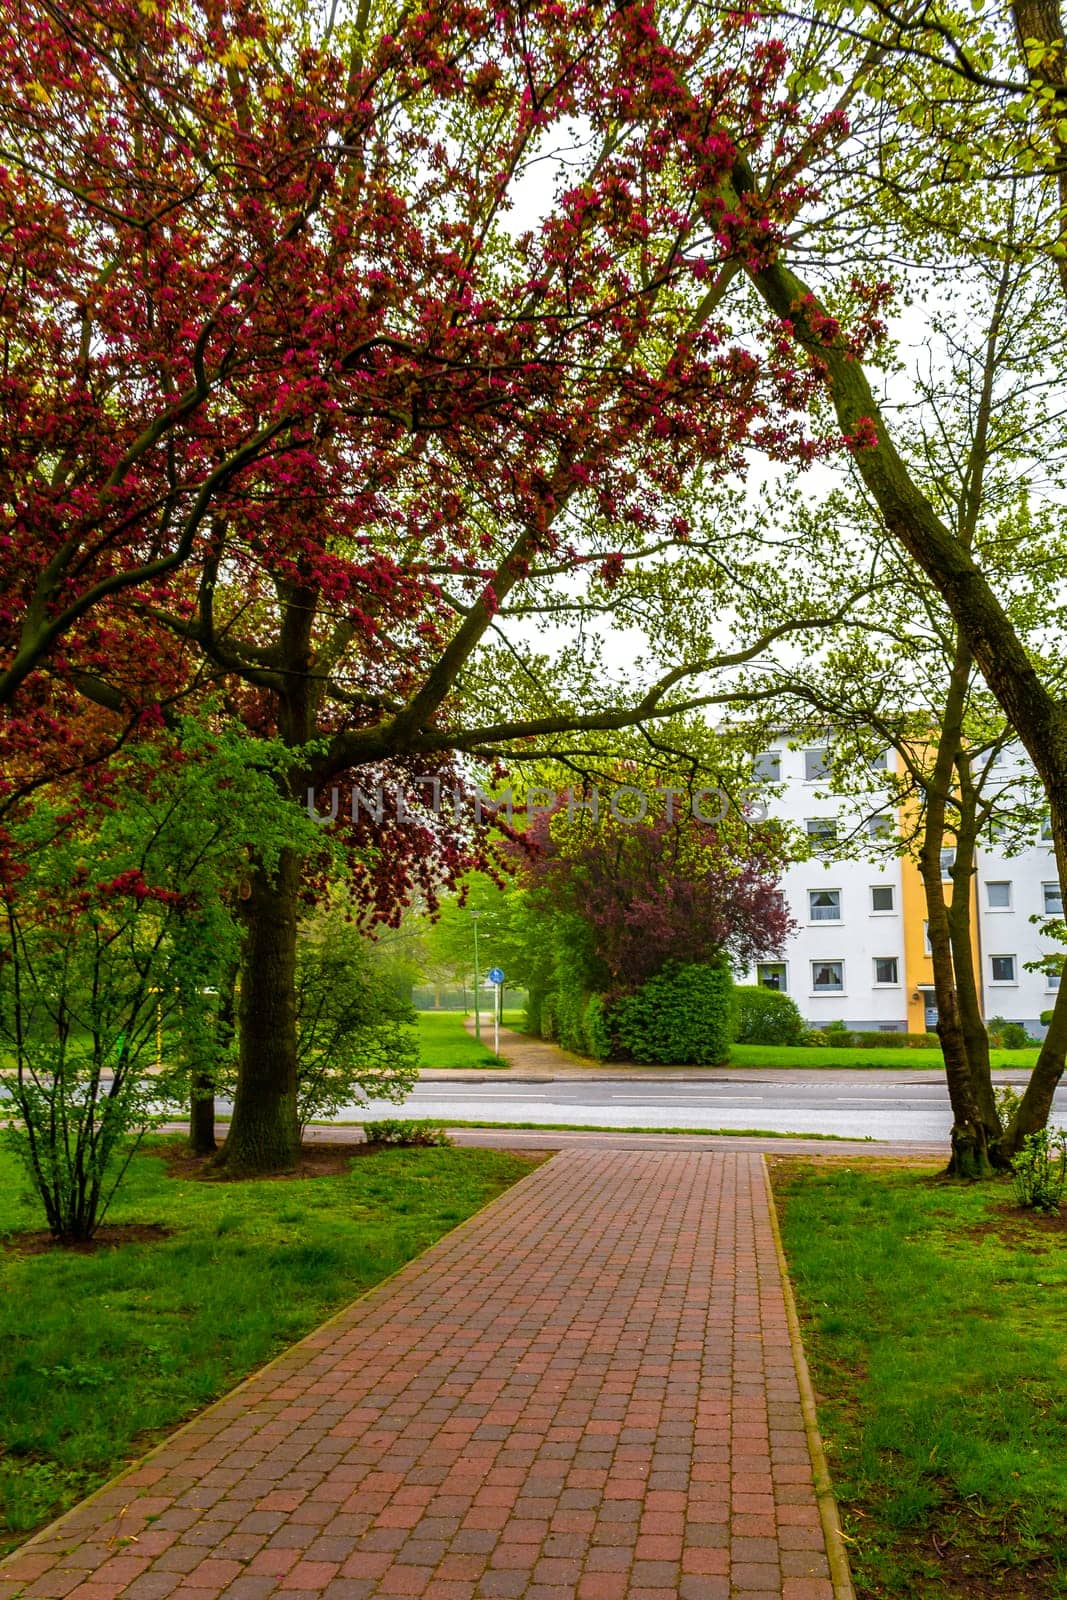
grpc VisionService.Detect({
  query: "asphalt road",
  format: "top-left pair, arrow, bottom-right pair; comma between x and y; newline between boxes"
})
348,1074 -> 1067,1142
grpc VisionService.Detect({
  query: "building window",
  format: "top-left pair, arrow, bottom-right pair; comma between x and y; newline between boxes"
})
870,884 -> 895,913
806,817 -> 837,853
804,749 -> 830,782
758,962 -> 787,991
1047,968 -> 1062,993
869,748 -> 890,771
986,881 -> 1012,910
812,961 -> 844,993
753,750 -> 781,781
1041,813 -> 1054,841
873,957 -> 899,985
809,889 -> 841,922
990,954 -> 1017,984
940,848 -> 956,879
868,814 -> 895,840
1043,881 -> 1063,916
923,921 -> 931,955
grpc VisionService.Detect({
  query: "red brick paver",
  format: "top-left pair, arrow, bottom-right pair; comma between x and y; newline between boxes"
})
0,1152 -> 840,1599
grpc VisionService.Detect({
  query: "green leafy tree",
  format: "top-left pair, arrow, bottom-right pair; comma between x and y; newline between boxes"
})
0,723 -> 311,1240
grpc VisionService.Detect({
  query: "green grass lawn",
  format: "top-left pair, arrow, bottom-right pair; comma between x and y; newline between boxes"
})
416,1009 -> 507,1067
773,1160 -> 1067,1599
730,1042 -> 1038,1070
0,1139 -> 535,1553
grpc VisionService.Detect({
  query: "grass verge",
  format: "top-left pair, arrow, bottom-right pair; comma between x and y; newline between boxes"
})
730,1043 -> 1037,1070
0,1138 -> 535,1555
417,1010 -> 507,1068
772,1158 -> 1067,1599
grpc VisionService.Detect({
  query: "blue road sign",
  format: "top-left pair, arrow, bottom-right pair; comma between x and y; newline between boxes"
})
487,967 -> 505,985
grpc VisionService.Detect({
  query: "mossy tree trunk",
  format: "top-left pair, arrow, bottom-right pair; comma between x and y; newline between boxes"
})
214,849 -> 303,1175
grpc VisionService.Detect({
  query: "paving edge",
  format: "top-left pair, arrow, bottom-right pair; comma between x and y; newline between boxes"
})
0,1148 -> 561,1576
762,1155 -> 857,1600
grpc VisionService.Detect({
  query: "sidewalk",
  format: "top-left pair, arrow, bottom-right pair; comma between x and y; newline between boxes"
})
0,1151 -> 848,1600
417,1018 -> 1030,1087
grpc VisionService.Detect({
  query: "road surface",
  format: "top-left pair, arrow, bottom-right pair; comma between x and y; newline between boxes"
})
344,1073 -> 1066,1142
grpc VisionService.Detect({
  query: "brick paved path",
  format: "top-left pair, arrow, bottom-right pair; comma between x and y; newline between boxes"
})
0,1152 -> 840,1600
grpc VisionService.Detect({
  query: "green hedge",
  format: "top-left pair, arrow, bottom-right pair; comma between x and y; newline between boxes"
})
732,985 -> 805,1045
610,962 -> 732,1065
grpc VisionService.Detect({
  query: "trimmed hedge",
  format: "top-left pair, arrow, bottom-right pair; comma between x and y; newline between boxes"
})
732,985 -> 805,1046
808,1029 -> 941,1048
610,962 -> 732,1065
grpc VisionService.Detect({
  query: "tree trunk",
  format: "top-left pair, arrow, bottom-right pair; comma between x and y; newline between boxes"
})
188,959 -> 238,1156
215,848 -> 303,1175
189,1069 -> 217,1155
946,768 -> 1004,1158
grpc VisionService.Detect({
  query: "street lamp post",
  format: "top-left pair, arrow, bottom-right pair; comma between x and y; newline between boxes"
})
471,910 -> 481,1042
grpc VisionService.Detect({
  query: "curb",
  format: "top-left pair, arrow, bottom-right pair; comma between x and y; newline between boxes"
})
762,1156 -> 857,1600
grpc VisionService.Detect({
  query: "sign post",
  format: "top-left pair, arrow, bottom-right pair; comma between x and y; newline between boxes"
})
487,967 -> 505,1058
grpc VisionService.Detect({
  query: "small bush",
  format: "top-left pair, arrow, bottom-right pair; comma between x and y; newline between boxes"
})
582,994 -> 611,1061
804,1028 -> 829,1046
362,1119 -> 452,1147
988,1015 -> 1035,1050
995,1084 -> 1022,1129
1011,1127 -> 1067,1213
731,986 -> 805,1046
611,962 -> 732,1065
1040,1010 -> 1054,1028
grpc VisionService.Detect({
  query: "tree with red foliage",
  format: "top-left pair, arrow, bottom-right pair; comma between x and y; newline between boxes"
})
523,801 -> 794,993
1,0 -> 851,1169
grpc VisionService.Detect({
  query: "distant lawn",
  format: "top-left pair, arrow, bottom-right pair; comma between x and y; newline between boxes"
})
0,1139 -> 535,1554
416,1009 -> 507,1068
730,1042 -> 1038,1070
773,1160 -> 1067,1600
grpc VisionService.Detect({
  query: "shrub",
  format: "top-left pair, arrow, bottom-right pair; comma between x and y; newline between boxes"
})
362,1119 -> 452,1147
995,1084 -> 1023,1129
293,917 -> 419,1134
731,986 -> 805,1046
610,962 -> 732,1065
1040,1010 -> 1054,1028
1011,1127 -> 1067,1213
804,1028 -> 829,1046
582,994 -> 612,1061
988,1015 -> 1034,1050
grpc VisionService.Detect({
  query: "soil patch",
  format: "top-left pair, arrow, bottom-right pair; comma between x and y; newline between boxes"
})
955,1200 -> 1067,1249
3,1222 -> 172,1255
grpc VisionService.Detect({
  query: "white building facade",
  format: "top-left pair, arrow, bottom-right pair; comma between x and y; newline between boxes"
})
741,735 -> 1064,1035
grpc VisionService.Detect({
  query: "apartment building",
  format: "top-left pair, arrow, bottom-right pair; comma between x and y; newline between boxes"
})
740,735 -> 1064,1034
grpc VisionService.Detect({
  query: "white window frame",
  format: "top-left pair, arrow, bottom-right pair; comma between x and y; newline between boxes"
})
986,880 -> 1012,911
870,885 -> 896,914
1046,968 -> 1062,993
753,750 -> 781,782
989,954 -> 1017,985
868,749 -> 890,772
808,888 -> 842,923
867,814 -> 895,840
873,957 -> 900,986
939,848 -> 956,880
1042,881 -> 1063,916
811,960 -> 844,995
1041,813 -> 1054,842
